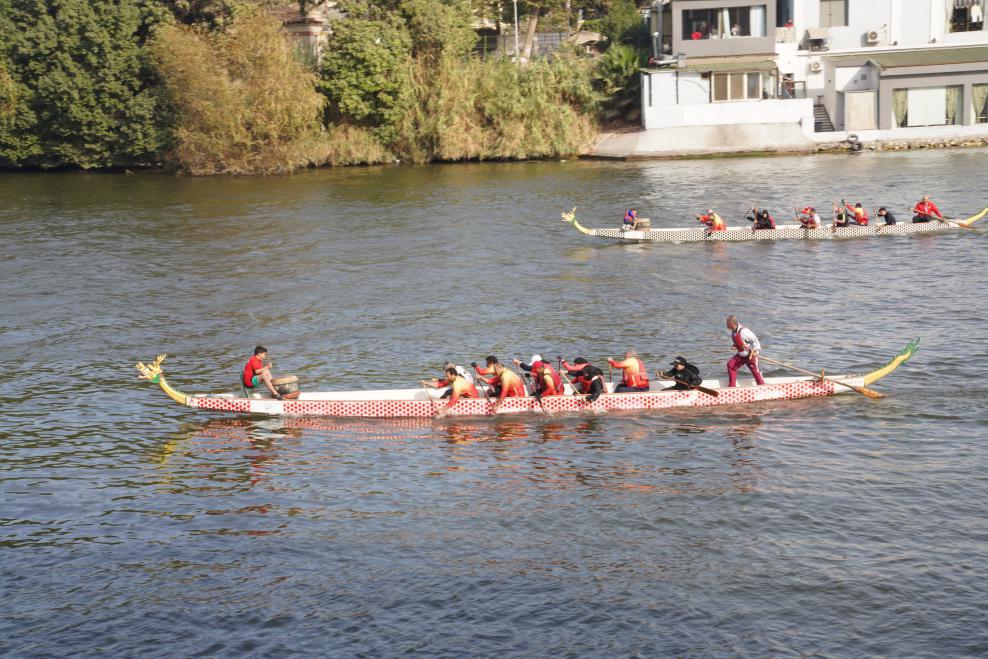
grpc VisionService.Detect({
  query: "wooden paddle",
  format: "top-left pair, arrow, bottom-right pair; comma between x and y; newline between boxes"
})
759,355 -> 885,399
513,361 -> 550,415
422,384 -> 439,417
655,371 -> 719,397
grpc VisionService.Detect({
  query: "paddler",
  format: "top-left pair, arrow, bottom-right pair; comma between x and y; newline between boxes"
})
726,315 -> 765,387
796,206 -> 820,229
844,200 -> 869,225
877,207 -> 896,225
911,195 -> 944,223
472,356 -> 500,394
746,208 -> 776,230
421,362 -> 474,398
513,355 -> 563,396
560,356 -> 606,401
242,345 -> 284,400
435,366 -> 479,415
833,202 -> 850,227
607,350 -> 650,393
480,361 -> 527,412
622,208 -> 640,230
660,356 -> 702,390
696,208 -> 726,231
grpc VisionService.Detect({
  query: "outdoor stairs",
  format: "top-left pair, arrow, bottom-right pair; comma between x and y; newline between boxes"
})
814,103 -> 836,132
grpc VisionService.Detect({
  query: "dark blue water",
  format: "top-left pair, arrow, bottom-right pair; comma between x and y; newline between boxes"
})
2,150 -> 988,656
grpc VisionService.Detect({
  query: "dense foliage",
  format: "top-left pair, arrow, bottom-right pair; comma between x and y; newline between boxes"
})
153,11 -> 329,174
0,0 -> 643,173
0,0 -> 171,169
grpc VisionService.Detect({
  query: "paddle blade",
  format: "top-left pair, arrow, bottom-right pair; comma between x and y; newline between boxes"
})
852,385 -> 885,399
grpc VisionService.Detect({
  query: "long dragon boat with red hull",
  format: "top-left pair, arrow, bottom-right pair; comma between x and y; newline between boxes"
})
562,208 -> 988,243
136,339 -> 918,419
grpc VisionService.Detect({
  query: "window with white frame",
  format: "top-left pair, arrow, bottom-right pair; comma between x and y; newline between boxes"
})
711,71 -> 770,101
682,5 -> 767,40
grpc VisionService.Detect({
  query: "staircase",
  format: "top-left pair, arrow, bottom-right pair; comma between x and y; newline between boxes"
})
814,103 -> 836,132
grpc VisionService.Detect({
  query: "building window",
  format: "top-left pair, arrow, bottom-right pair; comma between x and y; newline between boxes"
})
974,84 -> 988,123
894,85 -> 963,127
712,71 -> 772,101
819,0 -> 847,27
949,0 -> 985,33
683,5 -> 767,40
776,0 -> 794,27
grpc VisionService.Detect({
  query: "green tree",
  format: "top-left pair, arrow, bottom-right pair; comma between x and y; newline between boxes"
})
0,0 -> 171,169
593,43 -> 644,122
318,16 -> 414,144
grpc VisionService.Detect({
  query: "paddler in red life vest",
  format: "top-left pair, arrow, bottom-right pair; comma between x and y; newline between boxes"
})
513,354 -> 563,396
607,350 -> 650,393
911,195 -> 944,223
726,315 -> 766,387
480,362 -> 527,412
797,206 -> 820,229
242,345 -> 284,399
844,201 -> 869,225
622,208 -> 640,231
560,356 -> 606,402
696,208 -> 726,231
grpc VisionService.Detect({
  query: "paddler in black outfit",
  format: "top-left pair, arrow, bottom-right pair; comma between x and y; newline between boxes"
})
560,357 -> 606,402
660,356 -> 702,390
833,201 -> 850,227
745,208 -> 776,230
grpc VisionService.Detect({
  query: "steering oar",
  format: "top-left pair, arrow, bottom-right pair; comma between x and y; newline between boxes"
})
759,355 -> 884,399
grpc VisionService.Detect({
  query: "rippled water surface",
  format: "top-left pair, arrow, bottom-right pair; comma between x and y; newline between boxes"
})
3,150 -> 988,657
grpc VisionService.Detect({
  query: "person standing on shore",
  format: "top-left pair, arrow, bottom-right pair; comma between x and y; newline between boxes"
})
726,316 -> 766,387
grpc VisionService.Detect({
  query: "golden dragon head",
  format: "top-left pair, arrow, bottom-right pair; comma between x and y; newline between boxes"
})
561,207 -> 577,223
136,354 -> 167,383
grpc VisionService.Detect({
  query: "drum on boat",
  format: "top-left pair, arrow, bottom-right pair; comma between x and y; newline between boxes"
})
272,375 -> 300,399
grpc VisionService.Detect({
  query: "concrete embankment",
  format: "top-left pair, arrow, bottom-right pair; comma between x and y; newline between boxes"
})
586,124 -> 988,160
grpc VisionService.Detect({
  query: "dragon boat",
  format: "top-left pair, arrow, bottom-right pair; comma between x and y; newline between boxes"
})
561,208 -> 987,243
135,340 -> 917,419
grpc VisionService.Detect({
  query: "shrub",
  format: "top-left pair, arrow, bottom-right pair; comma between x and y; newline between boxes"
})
153,10 -> 329,174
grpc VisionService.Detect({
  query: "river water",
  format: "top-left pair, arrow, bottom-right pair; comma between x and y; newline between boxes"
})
2,149 -> 988,657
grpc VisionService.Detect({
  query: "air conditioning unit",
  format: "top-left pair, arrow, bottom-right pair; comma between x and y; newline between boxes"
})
809,60 -> 823,73
866,29 -> 880,44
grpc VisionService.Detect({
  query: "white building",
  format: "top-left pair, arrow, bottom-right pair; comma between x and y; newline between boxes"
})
638,0 -> 988,147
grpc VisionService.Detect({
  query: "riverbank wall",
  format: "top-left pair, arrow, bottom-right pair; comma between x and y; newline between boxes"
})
586,123 -> 988,160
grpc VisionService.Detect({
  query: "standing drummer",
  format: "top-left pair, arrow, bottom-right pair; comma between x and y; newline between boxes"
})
243,345 -> 283,399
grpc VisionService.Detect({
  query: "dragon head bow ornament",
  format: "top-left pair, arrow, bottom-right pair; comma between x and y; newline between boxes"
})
135,354 -> 167,383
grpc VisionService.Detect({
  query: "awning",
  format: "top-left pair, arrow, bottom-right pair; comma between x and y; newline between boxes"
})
828,45 -> 988,69
676,56 -> 777,73
806,27 -> 830,40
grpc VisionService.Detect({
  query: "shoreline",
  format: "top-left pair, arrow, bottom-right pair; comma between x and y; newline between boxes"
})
585,124 -> 988,160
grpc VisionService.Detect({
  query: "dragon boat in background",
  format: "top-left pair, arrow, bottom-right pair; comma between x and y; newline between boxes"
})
561,208 -> 988,244
135,340 -> 918,419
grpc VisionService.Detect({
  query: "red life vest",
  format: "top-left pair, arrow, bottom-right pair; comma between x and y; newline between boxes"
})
732,327 -> 753,355
623,358 -> 649,388
532,361 -> 563,395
